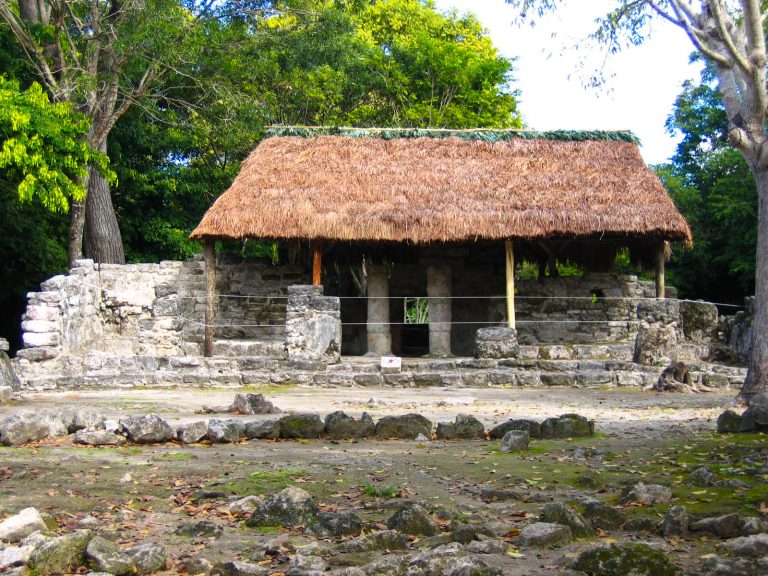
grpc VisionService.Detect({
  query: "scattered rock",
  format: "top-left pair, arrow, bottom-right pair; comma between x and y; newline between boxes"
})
540,503 -> 594,538
28,529 -> 92,575
374,414 -> 433,439
717,410 -> 743,434
0,386 -> 14,404
488,419 -> 541,440
500,429 -> 529,452
289,553 -> 327,572
620,482 -> 672,505
279,414 -> 325,439
125,542 -> 167,574
0,348 -> 20,391
247,486 -> 319,528
720,533 -> 768,558
747,392 -> 768,428
85,535 -> 135,576
689,466 -> 716,486
175,520 -> 223,538
573,542 -> 679,576
386,501 -> 438,536
0,508 -> 48,543
540,413 -> 593,439
211,560 -> 270,576
465,539 -> 507,555
69,410 -> 106,433
74,430 -> 126,446
575,472 -> 603,489
337,530 -> 408,553
691,513 -> 751,539
516,523 -> 572,548
436,414 -> 486,440
623,518 -> 662,533
702,554 -> 757,576
244,419 -> 281,440
310,511 -> 363,537
229,496 -> 263,515
231,393 -> 279,415
324,411 -> 375,439
119,414 -> 174,443
443,556 -> 502,576
0,413 -> 50,446
177,421 -> 209,444
181,556 -> 214,576
0,545 -> 33,569
207,419 -> 245,443
581,499 -> 626,531
479,487 -> 525,503
662,505 -> 690,538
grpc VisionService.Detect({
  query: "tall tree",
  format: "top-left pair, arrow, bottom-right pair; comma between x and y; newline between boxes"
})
0,0 -> 214,265
506,0 -> 768,400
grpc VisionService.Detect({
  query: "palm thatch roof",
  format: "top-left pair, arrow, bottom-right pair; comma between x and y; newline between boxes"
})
190,128 -> 692,245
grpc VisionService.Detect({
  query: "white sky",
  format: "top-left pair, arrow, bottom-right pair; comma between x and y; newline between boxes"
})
432,0 -> 704,164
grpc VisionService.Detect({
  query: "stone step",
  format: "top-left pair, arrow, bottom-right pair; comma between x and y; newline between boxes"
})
212,339 -> 285,357
518,343 -> 635,361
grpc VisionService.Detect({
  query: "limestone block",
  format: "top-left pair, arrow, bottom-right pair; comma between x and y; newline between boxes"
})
475,327 -> 519,359
21,320 -> 59,334
633,322 -> 678,365
25,306 -> 60,322
22,332 -> 60,348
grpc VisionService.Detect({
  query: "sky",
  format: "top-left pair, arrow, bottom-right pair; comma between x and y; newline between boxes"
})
432,0 -> 704,164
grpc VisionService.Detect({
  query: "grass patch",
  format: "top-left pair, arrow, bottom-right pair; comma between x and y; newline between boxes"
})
224,468 -> 309,495
361,484 -> 399,498
154,451 -> 193,462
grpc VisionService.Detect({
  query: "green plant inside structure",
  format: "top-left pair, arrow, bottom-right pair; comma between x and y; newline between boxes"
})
404,297 -> 429,324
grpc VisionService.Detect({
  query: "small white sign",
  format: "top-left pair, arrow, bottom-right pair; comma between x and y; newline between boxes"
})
380,356 -> 402,369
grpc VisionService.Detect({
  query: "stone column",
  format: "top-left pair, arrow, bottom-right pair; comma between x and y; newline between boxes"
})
366,265 -> 392,356
427,264 -> 452,357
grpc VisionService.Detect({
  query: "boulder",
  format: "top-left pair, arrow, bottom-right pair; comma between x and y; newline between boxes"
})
310,510 -> 363,537
41,412 -> 70,437
0,545 -> 33,569
580,499 -> 626,531
690,513 -> 743,539
620,482 -> 672,505
279,414 -> 325,439
207,419 -> 245,443
0,414 -> 50,446
489,419 -> 541,440
125,542 -> 167,574
337,530 -> 408,553
573,542 -> 679,576
443,557 -> 502,576
516,523 -> 571,548
717,410 -> 745,434
228,496 -> 263,515
680,300 -> 718,343
324,411 -> 375,439
661,505 -> 690,538
119,414 -> 174,444
540,414 -> 593,439
175,520 -> 223,538
177,421 -> 209,444
68,410 -> 106,433
720,533 -> 768,558
74,430 -> 127,446
0,508 -> 48,543
623,518 -> 662,533
231,393 -> 279,415
500,430 -> 529,452
181,556 -> 214,576
0,386 -> 13,404
289,553 -> 327,572
247,486 -> 319,528
386,502 -> 439,536
689,466 -> 716,486
85,535 -> 135,575
747,392 -> 768,428
28,529 -> 92,575
245,419 -> 281,440
0,349 -> 20,391
374,414 -> 433,439
540,503 -> 594,538
474,327 -> 519,359
633,322 -> 678,366
211,560 -> 269,576
436,414 -> 485,440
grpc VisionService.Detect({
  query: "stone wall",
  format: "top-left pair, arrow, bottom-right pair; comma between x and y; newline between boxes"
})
285,285 -> 342,366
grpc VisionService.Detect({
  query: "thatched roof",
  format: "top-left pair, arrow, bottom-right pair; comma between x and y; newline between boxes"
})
190,128 -> 692,245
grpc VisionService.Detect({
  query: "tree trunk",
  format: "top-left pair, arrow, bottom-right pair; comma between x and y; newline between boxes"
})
83,141 -> 125,264
739,166 -> 768,400
67,199 -> 86,267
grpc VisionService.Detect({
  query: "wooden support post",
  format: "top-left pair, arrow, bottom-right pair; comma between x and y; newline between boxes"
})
312,240 -> 323,286
655,241 -> 666,299
505,240 -> 516,329
203,239 -> 216,357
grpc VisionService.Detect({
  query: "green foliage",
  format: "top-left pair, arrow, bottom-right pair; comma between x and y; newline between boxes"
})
658,66 -> 756,304
0,77 -> 110,212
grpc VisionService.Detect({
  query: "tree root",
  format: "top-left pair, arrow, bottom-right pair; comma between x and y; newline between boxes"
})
643,361 -> 719,393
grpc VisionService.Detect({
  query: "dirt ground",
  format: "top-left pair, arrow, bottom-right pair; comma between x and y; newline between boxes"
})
1,385 -> 765,575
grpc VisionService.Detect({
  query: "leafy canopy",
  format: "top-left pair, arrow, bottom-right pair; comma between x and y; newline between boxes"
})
0,77 -> 111,212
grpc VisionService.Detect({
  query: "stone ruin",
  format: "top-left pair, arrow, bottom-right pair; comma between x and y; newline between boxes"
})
6,257 -> 750,391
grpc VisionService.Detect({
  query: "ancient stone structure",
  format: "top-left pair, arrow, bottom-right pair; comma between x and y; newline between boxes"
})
10,258 -> 747,391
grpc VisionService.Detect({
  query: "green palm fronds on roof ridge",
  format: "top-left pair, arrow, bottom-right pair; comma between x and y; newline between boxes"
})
266,125 -> 640,144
